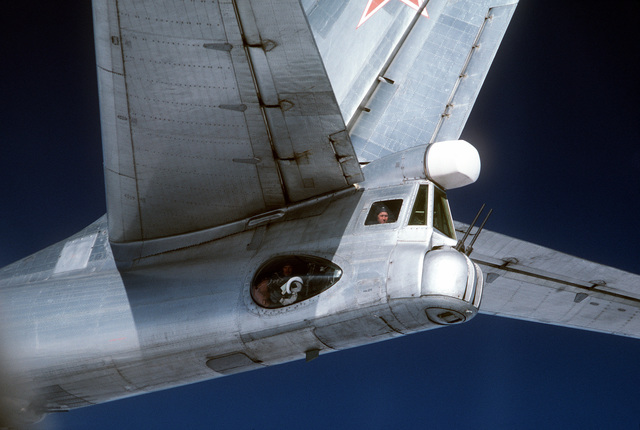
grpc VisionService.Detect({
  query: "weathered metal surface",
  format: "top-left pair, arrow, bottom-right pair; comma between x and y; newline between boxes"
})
304,0 -> 517,160
1,177 -> 478,417
456,221 -> 640,337
94,0 -> 362,244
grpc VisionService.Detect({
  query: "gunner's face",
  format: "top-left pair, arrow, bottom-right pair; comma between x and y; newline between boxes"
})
283,264 -> 293,276
377,212 -> 389,224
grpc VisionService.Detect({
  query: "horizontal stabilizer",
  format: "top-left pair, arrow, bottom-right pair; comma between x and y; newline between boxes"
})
456,222 -> 640,338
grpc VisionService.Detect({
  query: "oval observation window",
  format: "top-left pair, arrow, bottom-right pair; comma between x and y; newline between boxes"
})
251,256 -> 342,309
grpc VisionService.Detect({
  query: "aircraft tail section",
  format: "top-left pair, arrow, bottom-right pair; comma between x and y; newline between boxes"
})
303,0 -> 421,126
303,0 -> 518,162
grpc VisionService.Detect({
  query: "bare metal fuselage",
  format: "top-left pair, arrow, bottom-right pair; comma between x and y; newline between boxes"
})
0,166 -> 482,422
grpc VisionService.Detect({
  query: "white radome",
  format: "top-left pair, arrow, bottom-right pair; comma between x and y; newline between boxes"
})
425,140 -> 481,189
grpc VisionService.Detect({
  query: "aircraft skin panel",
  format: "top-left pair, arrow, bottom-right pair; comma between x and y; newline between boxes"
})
0,219 -> 141,362
1,154 -> 638,422
0,184 -> 431,413
456,222 -> 640,338
93,0 -> 362,244
304,0 -> 517,161
304,0 -> 417,124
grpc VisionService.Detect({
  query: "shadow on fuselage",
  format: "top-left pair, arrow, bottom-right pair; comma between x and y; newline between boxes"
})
116,190 -> 364,388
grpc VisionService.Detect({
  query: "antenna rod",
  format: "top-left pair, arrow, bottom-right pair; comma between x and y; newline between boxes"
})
456,204 -> 485,252
465,208 -> 493,255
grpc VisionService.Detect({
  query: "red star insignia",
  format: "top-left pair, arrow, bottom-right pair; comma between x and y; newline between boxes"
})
357,0 -> 429,28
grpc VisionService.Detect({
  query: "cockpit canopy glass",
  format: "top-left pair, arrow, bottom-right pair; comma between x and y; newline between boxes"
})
408,185 -> 429,226
433,186 -> 455,239
408,184 -> 456,239
365,199 -> 403,225
251,256 -> 342,309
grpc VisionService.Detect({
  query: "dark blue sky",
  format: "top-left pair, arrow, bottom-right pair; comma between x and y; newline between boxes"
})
2,1 -> 639,429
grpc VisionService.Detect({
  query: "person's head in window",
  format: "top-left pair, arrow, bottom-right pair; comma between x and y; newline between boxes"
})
365,200 -> 402,225
376,206 -> 390,224
282,263 -> 293,277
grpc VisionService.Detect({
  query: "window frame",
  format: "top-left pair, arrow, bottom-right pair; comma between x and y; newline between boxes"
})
402,181 -> 457,243
250,255 -> 343,309
432,185 -> 456,240
407,183 -> 433,227
354,184 -> 410,234
364,199 -> 404,226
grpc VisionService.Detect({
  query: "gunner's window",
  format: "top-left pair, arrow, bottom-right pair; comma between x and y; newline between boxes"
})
365,200 -> 403,225
408,185 -> 456,240
434,187 -> 455,239
408,185 -> 429,226
251,256 -> 342,309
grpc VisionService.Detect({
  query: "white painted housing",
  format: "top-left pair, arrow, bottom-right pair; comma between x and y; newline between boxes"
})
425,140 -> 480,189
361,140 -> 480,190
